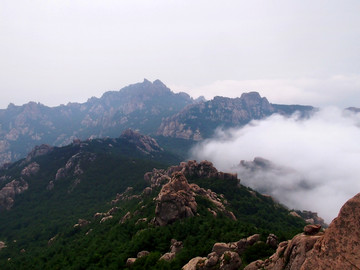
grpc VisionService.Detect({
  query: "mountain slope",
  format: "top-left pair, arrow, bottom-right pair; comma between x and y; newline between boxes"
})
0,160 -> 306,269
0,130 -> 181,263
157,92 -> 314,140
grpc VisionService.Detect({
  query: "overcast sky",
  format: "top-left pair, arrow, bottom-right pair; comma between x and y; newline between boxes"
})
1,0 -> 359,109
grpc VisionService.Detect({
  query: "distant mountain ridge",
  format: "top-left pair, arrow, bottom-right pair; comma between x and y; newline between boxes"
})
157,92 -> 313,140
0,79 -> 194,165
0,80 -> 313,165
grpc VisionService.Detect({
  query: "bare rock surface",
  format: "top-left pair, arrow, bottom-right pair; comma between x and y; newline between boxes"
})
0,179 -> 28,210
183,234 -> 260,269
246,192 -> 360,270
120,129 -> 163,154
155,172 -> 197,226
145,160 -> 238,188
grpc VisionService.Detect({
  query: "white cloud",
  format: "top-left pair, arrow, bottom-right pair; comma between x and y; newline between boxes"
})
191,107 -> 360,223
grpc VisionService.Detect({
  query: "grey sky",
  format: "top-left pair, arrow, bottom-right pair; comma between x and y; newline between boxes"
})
1,0 -> 359,108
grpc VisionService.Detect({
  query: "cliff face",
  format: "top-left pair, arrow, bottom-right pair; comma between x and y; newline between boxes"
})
245,192 -> 360,270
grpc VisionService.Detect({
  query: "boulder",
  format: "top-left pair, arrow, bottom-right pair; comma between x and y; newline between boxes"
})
160,239 -> 183,261
219,251 -> 242,270
182,257 -> 206,270
246,192 -> 360,269
303,224 -> 321,235
126,258 -> 136,267
266,234 -> 278,249
302,193 -> 360,269
137,250 -> 149,258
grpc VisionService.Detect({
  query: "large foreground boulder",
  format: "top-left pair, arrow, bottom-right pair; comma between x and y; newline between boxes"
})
245,192 -> 360,269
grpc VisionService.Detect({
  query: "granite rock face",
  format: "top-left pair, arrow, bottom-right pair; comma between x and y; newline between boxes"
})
155,172 -> 197,226
245,192 -> 360,270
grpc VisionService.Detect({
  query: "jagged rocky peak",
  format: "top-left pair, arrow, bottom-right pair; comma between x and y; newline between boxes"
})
144,160 -> 238,188
120,129 -> 162,154
146,161 -> 238,226
155,172 -> 197,226
245,192 -> 360,269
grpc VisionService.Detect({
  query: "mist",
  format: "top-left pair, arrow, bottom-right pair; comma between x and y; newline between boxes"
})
190,107 -> 360,223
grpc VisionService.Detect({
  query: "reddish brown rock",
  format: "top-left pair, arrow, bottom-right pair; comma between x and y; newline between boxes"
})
155,172 -> 197,226
303,224 -> 321,235
219,251 -> 241,270
246,193 -> 360,270
301,193 -> 360,269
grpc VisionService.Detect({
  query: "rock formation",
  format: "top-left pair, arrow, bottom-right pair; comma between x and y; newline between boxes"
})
0,179 -> 29,210
144,160 -> 238,189
0,241 -> 6,251
120,129 -> 163,154
154,166 -> 236,226
160,239 -> 183,261
182,234 -> 261,270
245,192 -> 360,269
155,172 -> 197,226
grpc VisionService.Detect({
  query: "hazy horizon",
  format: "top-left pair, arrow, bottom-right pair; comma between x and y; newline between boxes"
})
1,1 -> 360,109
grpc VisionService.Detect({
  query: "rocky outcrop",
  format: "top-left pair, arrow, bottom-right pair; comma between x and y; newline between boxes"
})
160,239 -> 183,261
111,187 -> 141,204
0,179 -> 29,210
145,160 -> 238,189
182,234 -> 261,270
55,153 -> 85,181
295,210 -> 327,228
155,172 -> 197,226
301,193 -> 360,269
73,219 -> 91,228
21,162 -> 40,177
149,161 -> 237,225
154,169 -> 236,226
120,129 -> 162,154
246,192 -> 360,269
25,144 -> 53,162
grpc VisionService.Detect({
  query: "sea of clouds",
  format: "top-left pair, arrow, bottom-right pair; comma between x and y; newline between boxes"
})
191,107 -> 360,223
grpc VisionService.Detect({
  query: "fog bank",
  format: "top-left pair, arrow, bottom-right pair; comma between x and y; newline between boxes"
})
191,107 -> 360,223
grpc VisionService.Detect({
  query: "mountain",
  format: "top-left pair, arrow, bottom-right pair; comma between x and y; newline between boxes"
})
0,79 -> 194,165
157,92 -> 314,140
0,80 -> 315,166
0,154 -> 307,269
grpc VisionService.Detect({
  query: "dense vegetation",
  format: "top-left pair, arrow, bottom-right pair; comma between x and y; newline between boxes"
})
0,136 -> 306,269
